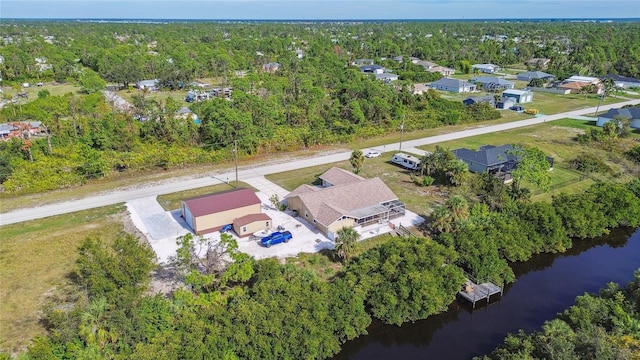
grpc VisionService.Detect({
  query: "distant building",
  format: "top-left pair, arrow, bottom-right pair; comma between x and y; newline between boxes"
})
496,97 -> 517,109
501,89 -> 533,103
135,79 -> 159,91
471,76 -> 515,91
472,63 -> 500,74
352,59 -> 375,66
0,121 -> 42,140
525,58 -> 551,69
359,65 -> 384,74
602,74 -> 640,89
463,95 -> 496,107
262,62 -> 281,73
517,71 -> 555,82
430,78 -> 477,93
427,65 -> 455,76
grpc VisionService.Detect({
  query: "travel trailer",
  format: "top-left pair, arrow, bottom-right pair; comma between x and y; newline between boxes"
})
391,153 -> 421,170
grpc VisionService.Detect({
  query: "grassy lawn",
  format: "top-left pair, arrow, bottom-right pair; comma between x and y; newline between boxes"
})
0,205 -> 129,354
156,181 -> 255,211
2,82 -> 82,101
529,92 -> 623,114
116,88 -> 190,104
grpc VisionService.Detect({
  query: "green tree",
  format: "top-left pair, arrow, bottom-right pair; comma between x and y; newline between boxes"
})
334,227 -> 359,264
79,69 -> 107,94
510,145 -> 552,192
350,149 -> 364,174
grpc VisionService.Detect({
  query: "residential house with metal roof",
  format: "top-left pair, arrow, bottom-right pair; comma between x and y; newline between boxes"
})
285,168 -> 405,240
181,188 -> 263,234
463,95 -> 496,107
430,78 -> 476,93
453,144 -> 519,174
501,89 -> 533,103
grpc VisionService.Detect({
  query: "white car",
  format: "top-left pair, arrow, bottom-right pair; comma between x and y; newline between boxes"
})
365,151 -> 381,158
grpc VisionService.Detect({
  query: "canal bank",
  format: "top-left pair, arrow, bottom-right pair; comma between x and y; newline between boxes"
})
334,227 -> 640,360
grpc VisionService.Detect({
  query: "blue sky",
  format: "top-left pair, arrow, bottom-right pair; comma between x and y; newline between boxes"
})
2,0 -> 639,20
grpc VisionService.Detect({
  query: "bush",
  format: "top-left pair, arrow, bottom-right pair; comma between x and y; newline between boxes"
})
569,153 -> 612,174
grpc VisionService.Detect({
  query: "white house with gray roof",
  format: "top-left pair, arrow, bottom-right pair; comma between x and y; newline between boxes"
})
430,78 -> 476,93
471,76 -> 515,90
285,167 -> 405,240
596,107 -> 640,129
472,63 -> 500,74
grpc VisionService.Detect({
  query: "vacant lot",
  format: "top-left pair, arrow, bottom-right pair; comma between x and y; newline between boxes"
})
2,82 -> 82,101
0,205 -> 128,354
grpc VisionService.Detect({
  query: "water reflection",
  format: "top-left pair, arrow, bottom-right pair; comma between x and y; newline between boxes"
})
335,227 -> 640,360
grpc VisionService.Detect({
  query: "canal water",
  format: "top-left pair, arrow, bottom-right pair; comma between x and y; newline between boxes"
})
334,227 -> 640,360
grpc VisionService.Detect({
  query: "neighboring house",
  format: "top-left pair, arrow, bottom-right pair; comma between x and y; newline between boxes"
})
411,83 -> 431,95
496,97 -> 517,109
463,95 -> 496,107
233,213 -> 273,237
602,74 -> 640,89
517,71 -> 555,82
596,107 -> 640,129
262,62 -> 281,73
210,87 -> 233,98
454,144 -> 553,175
470,76 -> 515,90
375,73 -> 399,83
472,63 -> 500,74
525,58 -> 551,69
0,121 -> 42,140
285,167 -> 406,240
453,144 -> 519,174
427,65 -> 455,76
430,78 -> 477,93
564,75 -> 602,85
181,188 -> 262,234
175,107 -> 200,124
359,65 -> 384,74
352,59 -> 374,66
501,89 -> 533,103
136,79 -> 159,91
190,81 -> 211,89
295,49 -> 305,59
392,56 -> 421,63
415,60 -> 437,70
556,80 -> 589,94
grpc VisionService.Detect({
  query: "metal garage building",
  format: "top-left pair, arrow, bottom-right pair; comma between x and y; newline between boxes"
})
181,188 -> 262,234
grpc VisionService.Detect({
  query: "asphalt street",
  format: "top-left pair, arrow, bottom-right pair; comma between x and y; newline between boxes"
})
1,98 -> 639,226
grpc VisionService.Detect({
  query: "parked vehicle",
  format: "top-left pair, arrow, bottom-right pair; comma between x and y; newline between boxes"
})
391,153 -> 421,170
509,105 -> 523,111
260,231 -> 292,248
524,108 -> 539,115
365,151 -> 381,158
221,224 -> 233,233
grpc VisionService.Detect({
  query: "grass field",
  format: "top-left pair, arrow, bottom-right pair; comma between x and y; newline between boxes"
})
2,82 -> 82,101
156,181 -> 255,211
0,205 -> 129,354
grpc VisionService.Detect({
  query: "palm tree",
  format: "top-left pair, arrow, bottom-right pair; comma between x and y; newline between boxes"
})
445,195 -> 469,222
431,205 -> 453,233
350,150 -> 364,174
334,227 -> 359,264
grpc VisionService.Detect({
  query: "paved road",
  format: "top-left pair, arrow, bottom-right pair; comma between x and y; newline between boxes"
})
1,98 -> 639,226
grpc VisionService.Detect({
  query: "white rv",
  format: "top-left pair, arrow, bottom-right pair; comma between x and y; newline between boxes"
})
391,153 -> 421,170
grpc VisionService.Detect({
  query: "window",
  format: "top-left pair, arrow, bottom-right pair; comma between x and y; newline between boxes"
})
242,226 -> 247,232
266,221 -> 270,227
313,219 -> 317,223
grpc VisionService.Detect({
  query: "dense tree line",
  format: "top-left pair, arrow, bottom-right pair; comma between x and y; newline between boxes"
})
435,179 -> 640,284
477,270 -> 640,360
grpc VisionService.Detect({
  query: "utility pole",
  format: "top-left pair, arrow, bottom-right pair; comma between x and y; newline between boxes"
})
399,115 -> 405,152
593,91 -> 604,117
233,140 -> 238,188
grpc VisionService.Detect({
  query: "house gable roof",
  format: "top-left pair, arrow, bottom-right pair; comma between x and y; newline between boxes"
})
183,188 -> 261,217
471,76 -> 514,86
603,74 -> 640,84
453,144 -> 518,167
431,77 -> 474,88
502,89 -> 532,96
517,71 -> 555,80
319,167 -> 365,186
233,213 -> 272,228
601,107 -> 640,120
289,177 -> 398,226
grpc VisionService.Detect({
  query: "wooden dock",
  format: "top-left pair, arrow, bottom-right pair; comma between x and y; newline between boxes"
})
458,279 -> 503,309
